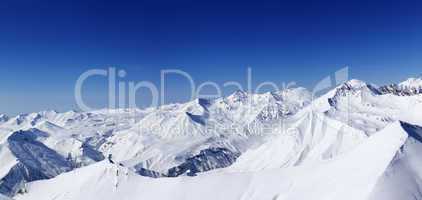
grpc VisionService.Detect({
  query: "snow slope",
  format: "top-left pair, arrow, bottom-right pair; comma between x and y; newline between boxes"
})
0,194 -> 11,200
0,145 -> 17,179
369,122 -> 422,200
226,108 -> 367,172
15,122 -> 408,200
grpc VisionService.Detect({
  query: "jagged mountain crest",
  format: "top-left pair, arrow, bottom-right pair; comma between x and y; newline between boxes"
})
225,89 -> 249,103
330,79 -> 381,97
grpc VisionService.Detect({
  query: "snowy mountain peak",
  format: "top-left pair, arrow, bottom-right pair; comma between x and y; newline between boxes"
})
333,79 -> 371,96
344,79 -> 367,89
5,113 -> 43,127
38,110 -> 59,116
273,87 -> 311,102
226,90 -> 249,103
330,79 -> 383,98
399,77 -> 422,89
378,77 -> 422,96
0,114 -> 8,123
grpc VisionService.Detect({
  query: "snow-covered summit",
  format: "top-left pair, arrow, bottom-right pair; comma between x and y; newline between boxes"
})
226,89 -> 249,103
344,79 -> 367,88
333,79 -> 380,96
399,77 -> 422,89
378,77 -> 422,96
0,114 -> 8,124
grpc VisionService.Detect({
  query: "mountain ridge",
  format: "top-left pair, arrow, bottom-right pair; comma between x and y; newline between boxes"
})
1,77 -> 422,199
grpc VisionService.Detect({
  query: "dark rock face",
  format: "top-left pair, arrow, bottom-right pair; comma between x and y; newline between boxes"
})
167,147 -> 240,177
0,163 -> 46,196
198,98 -> 211,109
81,143 -> 105,162
7,129 -> 73,177
400,122 -> 422,143
0,129 -> 73,197
186,112 -> 206,125
81,137 -> 105,162
133,165 -> 164,178
185,98 -> 212,126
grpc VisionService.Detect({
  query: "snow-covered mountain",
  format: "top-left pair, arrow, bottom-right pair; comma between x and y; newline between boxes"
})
1,77 -> 422,200
379,77 -> 422,96
0,115 -> 8,124
11,121 -> 419,200
399,77 -> 422,89
369,122 -> 422,200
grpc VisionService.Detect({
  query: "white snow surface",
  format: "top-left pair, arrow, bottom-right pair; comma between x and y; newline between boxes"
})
15,122 -> 408,200
0,194 -> 11,200
0,145 -> 17,179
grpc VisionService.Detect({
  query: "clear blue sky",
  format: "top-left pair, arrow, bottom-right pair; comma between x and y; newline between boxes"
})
1,0 -> 421,115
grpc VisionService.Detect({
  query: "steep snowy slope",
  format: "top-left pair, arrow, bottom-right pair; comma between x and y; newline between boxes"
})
369,122 -> 422,200
103,130 -> 254,174
227,108 -> 367,172
0,194 -> 11,200
15,122 -> 408,200
0,145 -> 17,179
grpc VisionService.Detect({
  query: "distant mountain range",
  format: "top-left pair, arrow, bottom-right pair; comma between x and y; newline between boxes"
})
1,77 -> 422,200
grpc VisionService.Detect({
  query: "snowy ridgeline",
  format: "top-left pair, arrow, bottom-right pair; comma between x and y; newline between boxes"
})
0,77 -> 422,200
